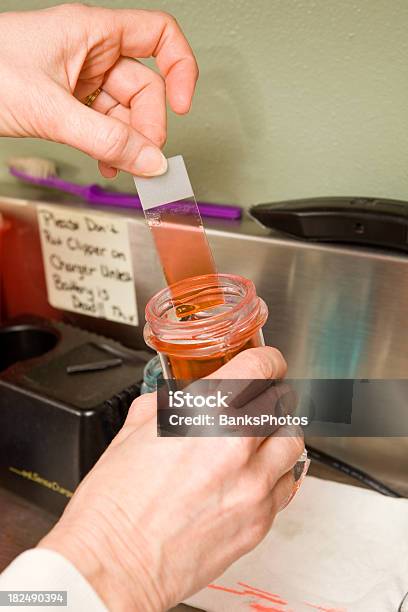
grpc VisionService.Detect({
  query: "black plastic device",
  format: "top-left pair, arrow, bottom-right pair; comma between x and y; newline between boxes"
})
0,316 -> 151,514
250,197 -> 408,252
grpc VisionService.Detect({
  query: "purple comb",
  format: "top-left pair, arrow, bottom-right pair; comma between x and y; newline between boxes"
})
9,167 -> 242,220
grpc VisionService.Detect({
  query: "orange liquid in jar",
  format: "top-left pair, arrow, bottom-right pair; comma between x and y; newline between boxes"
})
157,333 -> 264,379
144,274 -> 268,380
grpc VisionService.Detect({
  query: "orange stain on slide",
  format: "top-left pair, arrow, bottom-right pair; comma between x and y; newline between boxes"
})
147,215 -> 216,287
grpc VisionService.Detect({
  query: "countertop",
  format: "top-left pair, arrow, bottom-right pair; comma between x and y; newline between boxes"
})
0,461 -> 362,611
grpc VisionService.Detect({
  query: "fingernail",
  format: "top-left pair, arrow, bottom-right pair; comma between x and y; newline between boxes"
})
279,453 -> 310,512
294,449 -> 309,481
135,146 -> 168,177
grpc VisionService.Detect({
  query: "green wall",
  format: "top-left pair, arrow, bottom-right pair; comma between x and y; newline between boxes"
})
1,0 -> 408,207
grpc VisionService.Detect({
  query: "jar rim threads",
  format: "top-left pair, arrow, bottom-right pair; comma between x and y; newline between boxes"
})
144,273 -> 268,358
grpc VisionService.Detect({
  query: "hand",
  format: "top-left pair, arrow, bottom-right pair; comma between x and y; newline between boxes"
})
0,4 -> 198,177
38,347 -> 305,612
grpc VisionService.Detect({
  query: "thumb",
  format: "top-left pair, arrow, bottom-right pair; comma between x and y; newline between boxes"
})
55,91 -> 168,176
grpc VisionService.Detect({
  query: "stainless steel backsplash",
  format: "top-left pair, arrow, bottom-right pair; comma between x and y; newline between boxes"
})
1,185 -> 406,378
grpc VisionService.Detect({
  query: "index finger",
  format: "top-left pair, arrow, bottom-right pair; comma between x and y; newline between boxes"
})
125,347 -> 285,436
112,9 -> 199,114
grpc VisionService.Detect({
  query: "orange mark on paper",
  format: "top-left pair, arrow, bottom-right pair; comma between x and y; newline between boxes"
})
238,582 -> 282,599
304,603 -> 347,612
207,580 -> 347,612
208,582 -> 288,609
250,604 -> 291,612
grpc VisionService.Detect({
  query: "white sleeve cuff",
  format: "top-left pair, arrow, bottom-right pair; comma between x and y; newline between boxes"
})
0,549 -> 107,611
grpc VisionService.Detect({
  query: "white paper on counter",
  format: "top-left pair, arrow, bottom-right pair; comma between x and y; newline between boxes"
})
185,476 -> 408,612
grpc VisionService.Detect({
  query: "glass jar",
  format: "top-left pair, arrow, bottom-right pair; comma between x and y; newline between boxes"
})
144,273 -> 268,380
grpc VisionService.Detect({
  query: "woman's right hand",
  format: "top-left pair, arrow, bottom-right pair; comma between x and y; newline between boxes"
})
38,347 -> 305,612
0,4 -> 198,177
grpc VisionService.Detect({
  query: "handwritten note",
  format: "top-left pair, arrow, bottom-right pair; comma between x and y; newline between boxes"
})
37,205 -> 138,326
